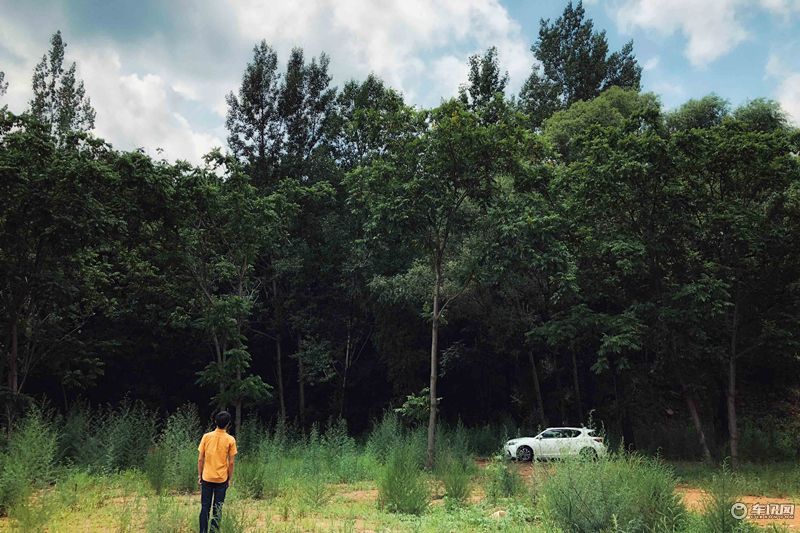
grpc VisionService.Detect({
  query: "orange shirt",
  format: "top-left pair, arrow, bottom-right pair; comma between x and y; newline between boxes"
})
198,428 -> 237,483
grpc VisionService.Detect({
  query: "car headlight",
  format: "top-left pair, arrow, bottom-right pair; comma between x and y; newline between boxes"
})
506,439 -> 518,446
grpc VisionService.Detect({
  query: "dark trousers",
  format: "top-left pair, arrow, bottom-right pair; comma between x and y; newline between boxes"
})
199,480 -> 228,533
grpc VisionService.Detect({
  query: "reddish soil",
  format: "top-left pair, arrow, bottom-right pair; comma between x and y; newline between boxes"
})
677,486 -> 800,528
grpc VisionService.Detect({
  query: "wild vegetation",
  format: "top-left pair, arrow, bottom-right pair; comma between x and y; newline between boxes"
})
1,1 -> 799,530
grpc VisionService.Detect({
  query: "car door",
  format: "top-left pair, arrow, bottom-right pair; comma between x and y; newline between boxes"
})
537,429 -> 562,458
562,429 -> 582,455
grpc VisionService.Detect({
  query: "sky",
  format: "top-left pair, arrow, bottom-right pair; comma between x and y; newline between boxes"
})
1,0 -> 799,163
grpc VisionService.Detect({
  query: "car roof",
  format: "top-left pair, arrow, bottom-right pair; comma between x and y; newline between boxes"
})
543,427 -> 592,431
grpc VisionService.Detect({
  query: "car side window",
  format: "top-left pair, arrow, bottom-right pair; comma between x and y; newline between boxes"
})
565,429 -> 581,438
540,430 -> 559,439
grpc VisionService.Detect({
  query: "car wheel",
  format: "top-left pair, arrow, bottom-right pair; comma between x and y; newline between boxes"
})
579,447 -> 598,460
516,445 -> 533,462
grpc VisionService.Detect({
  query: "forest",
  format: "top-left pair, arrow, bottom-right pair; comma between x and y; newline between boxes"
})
1,3 -> 800,530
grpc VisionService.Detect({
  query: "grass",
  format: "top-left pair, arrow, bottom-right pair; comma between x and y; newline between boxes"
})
0,407 -> 796,531
672,460 -> 800,498
0,459 -> 796,532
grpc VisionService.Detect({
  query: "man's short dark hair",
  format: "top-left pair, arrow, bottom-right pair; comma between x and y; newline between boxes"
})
215,411 -> 231,429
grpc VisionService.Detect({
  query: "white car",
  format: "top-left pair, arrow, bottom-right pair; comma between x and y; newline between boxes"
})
504,427 -> 606,461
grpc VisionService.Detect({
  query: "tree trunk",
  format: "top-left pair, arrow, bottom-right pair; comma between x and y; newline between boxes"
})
298,350 -> 306,430
570,344 -> 583,423
727,300 -> 739,469
425,268 -> 441,470
275,334 -> 286,422
727,354 -> 738,468
272,278 -> 286,422
527,350 -> 547,427
340,326 -> 352,419
5,318 -> 18,432
682,384 -> 712,463
554,356 -> 567,425
234,399 -> 242,437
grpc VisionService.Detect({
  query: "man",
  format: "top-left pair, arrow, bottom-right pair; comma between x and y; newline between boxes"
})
198,411 -> 237,533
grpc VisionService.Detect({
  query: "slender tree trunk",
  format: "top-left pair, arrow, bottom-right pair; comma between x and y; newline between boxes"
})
527,350 -> 547,427
682,384 -> 712,463
425,268 -> 441,470
727,357 -> 738,467
234,398 -> 242,437
727,300 -> 739,469
5,318 -> 18,432
275,335 -> 286,422
272,278 -> 286,422
554,355 -> 567,425
298,349 -> 306,430
340,326 -> 352,419
570,344 -> 583,423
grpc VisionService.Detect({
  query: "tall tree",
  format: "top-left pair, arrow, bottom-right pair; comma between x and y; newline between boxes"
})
0,113 -> 114,428
30,31 -> 96,140
519,1 -> 641,128
0,71 -> 7,98
174,153 -> 276,435
226,40 -> 282,186
353,98 -> 525,467
458,47 -> 508,122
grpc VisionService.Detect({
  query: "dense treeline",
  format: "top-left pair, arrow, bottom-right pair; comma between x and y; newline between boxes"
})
1,2 -> 799,468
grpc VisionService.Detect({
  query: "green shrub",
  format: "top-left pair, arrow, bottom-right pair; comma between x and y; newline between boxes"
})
695,462 -> 758,533
484,455 -> 524,502
8,493 -> 57,533
367,412 -> 402,464
144,445 -> 170,494
97,400 -> 156,472
145,495 -> 191,533
541,454 -> 685,533
158,404 -> 201,493
377,441 -> 429,515
0,407 -> 57,515
437,451 -> 472,509
54,469 -> 103,511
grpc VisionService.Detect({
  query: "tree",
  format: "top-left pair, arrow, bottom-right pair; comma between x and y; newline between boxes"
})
30,31 -> 96,140
226,40 -> 282,186
0,71 -> 7,98
0,113 -> 114,428
352,99 -> 526,467
519,1 -> 641,128
173,153 -> 276,435
458,47 -> 508,122
667,99 -> 800,467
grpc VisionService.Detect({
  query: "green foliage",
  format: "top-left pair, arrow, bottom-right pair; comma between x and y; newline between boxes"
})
484,455 -> 524,502
367,412 -> 403,464
377,441 -> 430,515
144,445 -> 170,495
0,408 -> 57,515
519,0 -> 642,128
541,454 -> 685,533
436,450 -> 473,509
144,495 -> 191,533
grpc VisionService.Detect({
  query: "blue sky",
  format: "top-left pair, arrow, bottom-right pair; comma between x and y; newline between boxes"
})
1,0 -> 799,163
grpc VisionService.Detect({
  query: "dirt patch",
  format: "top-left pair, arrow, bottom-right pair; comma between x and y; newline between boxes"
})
677,486 -> 800,528
338,488 -> 378,503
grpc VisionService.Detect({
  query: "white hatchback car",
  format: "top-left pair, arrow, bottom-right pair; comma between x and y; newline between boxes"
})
504,427 -> 606,461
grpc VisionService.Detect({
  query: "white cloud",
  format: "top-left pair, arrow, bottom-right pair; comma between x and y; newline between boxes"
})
0,0 -> 531,163
75,47 -> 223,162
228,0 -> 530,104
759,0 -> 800,14
643,56 -> 660,71
775,73 -> 800,123
765,52 -> 800,124
615,0 -> 750,67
